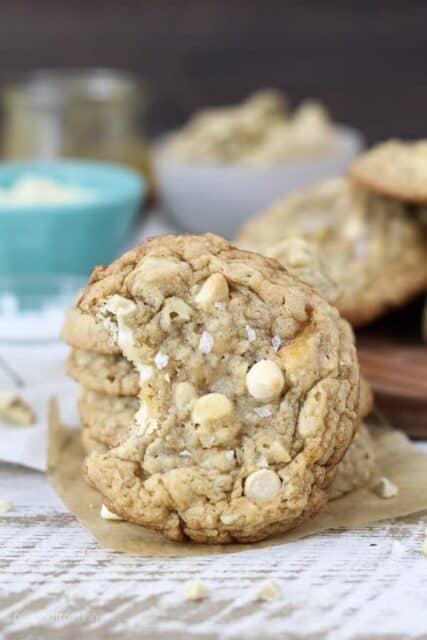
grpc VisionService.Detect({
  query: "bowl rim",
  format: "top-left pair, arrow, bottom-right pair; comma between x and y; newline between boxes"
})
0,159 -> 145,215
152,124 -> 365,172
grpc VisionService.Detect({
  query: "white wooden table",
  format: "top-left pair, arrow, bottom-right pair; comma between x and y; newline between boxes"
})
1,214 -> 427,639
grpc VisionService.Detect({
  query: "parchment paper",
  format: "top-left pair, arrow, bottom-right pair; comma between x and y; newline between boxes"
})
48,400 -> 427,556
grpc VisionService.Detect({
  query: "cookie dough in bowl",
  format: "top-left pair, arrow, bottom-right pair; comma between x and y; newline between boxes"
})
76,233 -> 359,544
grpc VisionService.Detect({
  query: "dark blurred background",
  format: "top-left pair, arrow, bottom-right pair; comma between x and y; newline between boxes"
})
0,0 -> 426,142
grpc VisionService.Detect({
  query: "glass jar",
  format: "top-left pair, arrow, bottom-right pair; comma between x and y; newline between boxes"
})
1,69 -> 153,186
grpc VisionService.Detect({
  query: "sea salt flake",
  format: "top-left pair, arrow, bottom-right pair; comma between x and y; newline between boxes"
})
154,351 -> 169,369
254,405 -> 272,418
272,335 -> 281,351
213,301 -> 223,310
225,449 -> 235,461
245,325 -> 257,342
179,449 -> 192,458
199,330 -> 214,354
256,455 -> 268,468
164,373 -> 171,383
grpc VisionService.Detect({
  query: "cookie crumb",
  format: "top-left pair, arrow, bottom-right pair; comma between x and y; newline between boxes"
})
254,580 -> 282,601
0,500 -> 12,513
271,335 -> 281,351
0,392 -> 36,426
245,325 -> 257,343
199,331 -> 214,354
254,405 -> 272,418
391,540 -> 407,555
373,477 -> 398,499
100,504 -> 123,521
184,580 -> 210,601
154,351 -> 169,370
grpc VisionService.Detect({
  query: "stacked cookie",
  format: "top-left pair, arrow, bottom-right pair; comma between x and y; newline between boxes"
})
63,233 -> 376,544
236,139 -> 427,330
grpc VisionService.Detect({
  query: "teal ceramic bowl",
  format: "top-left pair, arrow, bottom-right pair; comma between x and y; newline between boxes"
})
0,160 -> 145,275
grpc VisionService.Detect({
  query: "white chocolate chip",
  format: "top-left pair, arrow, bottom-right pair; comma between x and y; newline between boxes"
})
272,335 -> 281,352
373,477 -> 398,499
246,359 -> 285,401
174,382 -> 197,409
154,351 -> 169,369
100,504 -> 123,521
0,500 -> 12,513
195,273 -> 229,309
244,469 -> 281,502
254,580 -> 282,601
254,405 -> 272,418
199,330 -> 214,354
245,325 -> 257,343
220,513 -> 240,525
192,393 -> 233,424
184,580 -> 210,601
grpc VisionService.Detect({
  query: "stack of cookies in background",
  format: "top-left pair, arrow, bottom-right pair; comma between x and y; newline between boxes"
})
236,140 -> 427,333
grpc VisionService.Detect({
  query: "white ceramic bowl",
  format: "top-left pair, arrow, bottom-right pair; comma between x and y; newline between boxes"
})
153,126 -> 365,238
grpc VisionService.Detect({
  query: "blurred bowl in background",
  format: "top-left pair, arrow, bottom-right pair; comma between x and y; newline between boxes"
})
153,126 -> 364,237
0,160 -> 145,276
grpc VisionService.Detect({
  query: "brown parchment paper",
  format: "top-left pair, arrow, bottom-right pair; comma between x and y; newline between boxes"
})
48,399 -> 427,556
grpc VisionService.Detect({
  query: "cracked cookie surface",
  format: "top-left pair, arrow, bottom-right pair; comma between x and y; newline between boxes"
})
236,178 -> 427,327
76,233 -> 359,543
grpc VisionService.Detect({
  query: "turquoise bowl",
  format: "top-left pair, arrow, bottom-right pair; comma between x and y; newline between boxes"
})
0,160 -> 145,275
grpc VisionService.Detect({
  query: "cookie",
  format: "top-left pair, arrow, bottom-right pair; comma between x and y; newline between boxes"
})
67,349 -> 139,397
348,139 -> 427,202
81,429 -> 107,455
73,233 -> 359,544
330,423 -> 375,500
236,178 -> 427,327
78,388 -> 138,448
61,306 -> 119,354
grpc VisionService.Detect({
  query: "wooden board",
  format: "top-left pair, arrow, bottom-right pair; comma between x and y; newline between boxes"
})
357,298 -> 427,438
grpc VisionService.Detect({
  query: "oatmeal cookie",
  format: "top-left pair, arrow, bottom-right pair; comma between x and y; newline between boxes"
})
236,178 -> 427,327
75,233 -> 359,544
330,422 -> 375,500
78,388 -> 138,448
61,306 -> 119,354
67,349 -> 139,397
348,139 -> 427,202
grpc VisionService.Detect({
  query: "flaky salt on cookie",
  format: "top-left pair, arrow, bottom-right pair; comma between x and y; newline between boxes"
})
77,233 -> 359,544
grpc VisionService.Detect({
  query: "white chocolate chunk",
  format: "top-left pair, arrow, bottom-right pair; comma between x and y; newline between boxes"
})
105,294 -> 136,317
373,477 -> 398,499
199,330 -> 214,354
0,500 -> 12,513
220,513 -> 239,525
174,382 -> 197,409
254,580 -> 282,601
195,273 -> 229,309
192,393 -> 233,424
246,359 -> 285,401
244,469 -> 281,502
184,580 -> 210,601
100,504 -> 123,520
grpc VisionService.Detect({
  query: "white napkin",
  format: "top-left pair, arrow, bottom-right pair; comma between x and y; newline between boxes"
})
0,344 -> 79,471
